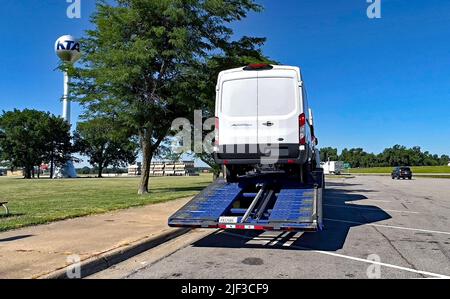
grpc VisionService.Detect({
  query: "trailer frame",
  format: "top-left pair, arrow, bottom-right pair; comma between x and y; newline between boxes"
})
169,169 -> 324,233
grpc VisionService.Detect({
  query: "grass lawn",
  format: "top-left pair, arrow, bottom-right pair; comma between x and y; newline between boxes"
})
349,166 -> 450,174
0,175 -> 213,232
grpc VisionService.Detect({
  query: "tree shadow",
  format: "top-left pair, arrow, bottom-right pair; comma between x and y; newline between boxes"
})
0,234 -> 34,242
151,186 -> 210,193
193,182 -> 391,252
0,213 -> 25,219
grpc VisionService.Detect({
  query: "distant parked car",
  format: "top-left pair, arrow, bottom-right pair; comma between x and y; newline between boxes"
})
391,167 -> 412,180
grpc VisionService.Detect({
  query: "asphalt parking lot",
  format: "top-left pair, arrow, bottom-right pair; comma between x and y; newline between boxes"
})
91,176 -> 450,279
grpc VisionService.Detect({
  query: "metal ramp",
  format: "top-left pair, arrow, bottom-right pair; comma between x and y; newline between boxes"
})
269,189 -> 315,224
169,180 -> 243,227
169,171 -> 324,232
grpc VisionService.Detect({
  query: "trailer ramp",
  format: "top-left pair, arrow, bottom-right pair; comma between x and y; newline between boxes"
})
169,172 -> 324,232
169,180 -> 243,227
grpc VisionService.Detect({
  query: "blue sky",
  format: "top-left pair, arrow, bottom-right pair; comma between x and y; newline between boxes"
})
0,0 -> 449,157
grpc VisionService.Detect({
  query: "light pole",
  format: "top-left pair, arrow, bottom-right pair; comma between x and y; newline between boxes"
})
53,35 -> 81,178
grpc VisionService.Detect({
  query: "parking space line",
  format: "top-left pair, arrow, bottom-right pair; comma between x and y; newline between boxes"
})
291,246 -> 450,279
325,218 -> 450,235
348,200 -> 392,203
269,232 -> 290,246
283,232 -> 304,247
222,231 -> 450,279
324,204 -> 419,214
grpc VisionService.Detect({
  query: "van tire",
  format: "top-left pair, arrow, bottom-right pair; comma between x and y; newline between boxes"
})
225,165 -> 238,183
299,164 -> 310,184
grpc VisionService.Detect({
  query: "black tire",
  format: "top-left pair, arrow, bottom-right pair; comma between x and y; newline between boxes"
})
225,165 -> 238,183
299,163 -> 310,184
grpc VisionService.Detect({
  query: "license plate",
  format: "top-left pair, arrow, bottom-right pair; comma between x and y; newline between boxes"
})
219,217 -> 238,224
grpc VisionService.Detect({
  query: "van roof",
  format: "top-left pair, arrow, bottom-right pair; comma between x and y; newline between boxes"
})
217,65 -> 302,83
219,64 -> 301,75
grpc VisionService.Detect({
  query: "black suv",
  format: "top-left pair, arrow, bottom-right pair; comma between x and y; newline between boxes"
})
391,167 -> 412,180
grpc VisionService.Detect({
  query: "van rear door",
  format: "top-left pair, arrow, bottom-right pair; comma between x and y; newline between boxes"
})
219,77 -> 258,146
257,71 -> 299,145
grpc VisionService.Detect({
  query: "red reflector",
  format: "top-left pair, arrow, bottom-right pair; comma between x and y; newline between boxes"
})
288,160 -> 296,164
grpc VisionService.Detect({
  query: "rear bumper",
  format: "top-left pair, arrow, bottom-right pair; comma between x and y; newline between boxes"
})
395,174 -> 412,178
214,144 -> 308,165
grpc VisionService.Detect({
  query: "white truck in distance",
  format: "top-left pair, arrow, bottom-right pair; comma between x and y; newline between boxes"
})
321,161 -> 345,175
214,64 -> 320,183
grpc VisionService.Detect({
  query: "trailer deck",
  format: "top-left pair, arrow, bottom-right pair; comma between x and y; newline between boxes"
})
169,170 -> 324,232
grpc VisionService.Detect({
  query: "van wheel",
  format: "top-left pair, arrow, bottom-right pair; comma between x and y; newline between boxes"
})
299,164 -> 309,184
225,166 -> 238,183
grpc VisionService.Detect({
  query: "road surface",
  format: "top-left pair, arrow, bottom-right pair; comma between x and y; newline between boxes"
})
90,176 -> 450,279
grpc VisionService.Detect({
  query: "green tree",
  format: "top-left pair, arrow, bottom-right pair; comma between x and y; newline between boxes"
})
340,148 -> 364,168
319,147 -> 339,162
71,0 -> 268,194
74,118 -> 138,178
440,154 -> 450,166
0,109 -> 72,179
78,166 -> 92,175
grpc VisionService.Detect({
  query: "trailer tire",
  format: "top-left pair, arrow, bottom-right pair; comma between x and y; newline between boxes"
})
225,165 -> 238,183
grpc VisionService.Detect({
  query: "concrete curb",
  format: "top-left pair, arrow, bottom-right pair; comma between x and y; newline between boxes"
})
37,228 -> 191,279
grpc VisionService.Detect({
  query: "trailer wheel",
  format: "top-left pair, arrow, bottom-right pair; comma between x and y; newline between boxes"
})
225,165 -> 238,183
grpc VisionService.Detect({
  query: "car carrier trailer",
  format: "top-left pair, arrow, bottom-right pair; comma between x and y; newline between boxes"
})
168,169 -> 324,232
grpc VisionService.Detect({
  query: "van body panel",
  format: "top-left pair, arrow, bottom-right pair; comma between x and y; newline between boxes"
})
257,73 -> 300,145
215,65 -> 312,166
218,71 -> 259,145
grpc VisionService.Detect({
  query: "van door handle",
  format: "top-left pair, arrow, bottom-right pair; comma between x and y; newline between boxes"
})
262,121 -> 274,127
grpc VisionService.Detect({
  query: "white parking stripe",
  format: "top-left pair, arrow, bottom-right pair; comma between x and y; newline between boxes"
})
325,218 -> 450,235
283,232 -> 304,247
290,246 -> 450,279
223,231 -> 450,279
269,232 -> 290,246
324,204 -> 420,214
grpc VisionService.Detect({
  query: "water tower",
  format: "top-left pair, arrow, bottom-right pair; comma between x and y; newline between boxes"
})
53,35 -> 81,178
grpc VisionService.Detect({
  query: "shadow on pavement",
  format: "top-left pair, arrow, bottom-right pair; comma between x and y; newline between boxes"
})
0,234 -> 34,242
193,181 -> 391,252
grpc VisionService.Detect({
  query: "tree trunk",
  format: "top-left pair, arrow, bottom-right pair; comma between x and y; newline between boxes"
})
138,128 -> 167,195
98,165 -> 104,178
50,150 -> 54,179
138,137 -> 152,195
24,166 -> 32,179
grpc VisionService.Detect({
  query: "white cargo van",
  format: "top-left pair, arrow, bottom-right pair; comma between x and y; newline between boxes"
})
214,64 -> 319,182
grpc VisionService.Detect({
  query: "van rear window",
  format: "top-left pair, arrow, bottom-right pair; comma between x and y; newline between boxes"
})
221,79 -> 257,117
258,78 -> 296,116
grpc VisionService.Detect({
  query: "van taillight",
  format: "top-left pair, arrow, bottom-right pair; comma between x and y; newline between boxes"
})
215,117 -> 219,146
299,113 -> 306,145
243,64 -> 274,71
